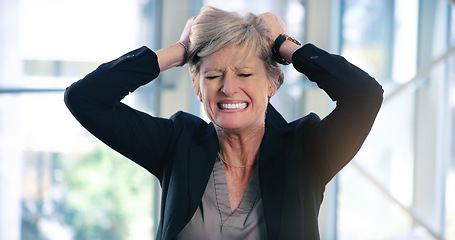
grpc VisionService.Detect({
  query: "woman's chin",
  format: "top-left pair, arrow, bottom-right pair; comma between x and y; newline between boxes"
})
215,117 -> 264,133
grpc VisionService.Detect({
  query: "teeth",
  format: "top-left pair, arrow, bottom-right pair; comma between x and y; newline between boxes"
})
219,103 -> 248,110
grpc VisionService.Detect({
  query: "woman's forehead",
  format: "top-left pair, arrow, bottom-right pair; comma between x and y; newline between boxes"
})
200,46 -> 262,72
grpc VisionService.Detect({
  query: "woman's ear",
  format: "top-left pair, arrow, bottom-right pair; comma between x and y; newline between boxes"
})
192,77 -> 202,102
268,77 -> 278,98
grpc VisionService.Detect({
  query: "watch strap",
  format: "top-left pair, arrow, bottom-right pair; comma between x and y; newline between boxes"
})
272,33 -> 302,65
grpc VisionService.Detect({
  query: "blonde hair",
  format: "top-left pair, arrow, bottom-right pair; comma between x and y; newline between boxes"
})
188,6 -> 284,94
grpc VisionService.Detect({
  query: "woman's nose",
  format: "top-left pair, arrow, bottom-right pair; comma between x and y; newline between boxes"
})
221,74 -> 239,96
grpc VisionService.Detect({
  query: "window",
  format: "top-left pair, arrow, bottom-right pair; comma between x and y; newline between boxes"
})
338,0 -> 455,239
1,0 -> 453,239
0,0 -> 162,239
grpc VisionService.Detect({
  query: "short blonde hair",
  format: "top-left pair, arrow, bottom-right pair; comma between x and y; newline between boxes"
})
188,6 -> 284,95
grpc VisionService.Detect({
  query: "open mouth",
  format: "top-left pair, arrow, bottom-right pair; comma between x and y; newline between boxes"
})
218,102 -> 248,110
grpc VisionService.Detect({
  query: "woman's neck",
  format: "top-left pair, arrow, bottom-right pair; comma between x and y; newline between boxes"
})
215,125 -> 265,170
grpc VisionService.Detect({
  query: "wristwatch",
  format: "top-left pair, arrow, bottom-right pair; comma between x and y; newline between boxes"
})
272,33 -> 302,65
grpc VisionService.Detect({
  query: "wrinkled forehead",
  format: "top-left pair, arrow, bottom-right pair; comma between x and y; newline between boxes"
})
199,45 -> 262,71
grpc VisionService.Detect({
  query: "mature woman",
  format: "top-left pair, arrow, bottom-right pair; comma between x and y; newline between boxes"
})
65,6 -> 383,240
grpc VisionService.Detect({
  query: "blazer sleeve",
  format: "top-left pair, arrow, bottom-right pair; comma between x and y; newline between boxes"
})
64,46 -> 173,179
292,43 -> 384,185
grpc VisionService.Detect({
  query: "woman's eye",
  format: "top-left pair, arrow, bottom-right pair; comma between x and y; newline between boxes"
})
238,73 -> 252,77
205,75 -> 220,80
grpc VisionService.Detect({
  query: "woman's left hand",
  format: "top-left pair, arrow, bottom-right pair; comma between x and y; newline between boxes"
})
257,12 -> 287,47
257,12 -> 302,64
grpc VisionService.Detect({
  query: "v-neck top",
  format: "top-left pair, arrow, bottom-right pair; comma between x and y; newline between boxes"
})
174,156 -> 268,240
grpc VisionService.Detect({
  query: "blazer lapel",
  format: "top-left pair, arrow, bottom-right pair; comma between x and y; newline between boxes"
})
259,104 -> 291,240
164,123 -> 218,240
188,125 -> 218,210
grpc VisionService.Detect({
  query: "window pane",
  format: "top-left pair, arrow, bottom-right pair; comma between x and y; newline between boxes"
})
0,92 -> 159,240
0,0 -> 160,239
339,0 -> 454,239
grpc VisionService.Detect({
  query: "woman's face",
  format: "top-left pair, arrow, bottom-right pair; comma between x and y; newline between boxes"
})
195,46 -> 276,133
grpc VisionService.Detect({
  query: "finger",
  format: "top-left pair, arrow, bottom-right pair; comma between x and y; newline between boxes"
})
257,12 -> 287,45
179,16 -> 195,44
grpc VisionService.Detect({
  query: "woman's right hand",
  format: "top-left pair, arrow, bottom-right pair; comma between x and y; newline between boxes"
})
156,16 -> 195,72
179,16 -> 195,50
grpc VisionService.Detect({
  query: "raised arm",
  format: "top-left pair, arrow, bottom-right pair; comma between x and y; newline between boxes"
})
292,44 -> 383,185
259,12 -> 383,185
64,17 -> 196,179
64,46 -> 171,178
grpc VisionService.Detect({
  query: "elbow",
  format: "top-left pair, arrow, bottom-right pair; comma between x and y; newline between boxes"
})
64,82 -> 83,115
347,78 -> 384,116
64,83 -> 76,109
370,79 -> 384,111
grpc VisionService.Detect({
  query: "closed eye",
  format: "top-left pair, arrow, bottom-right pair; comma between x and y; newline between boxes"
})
238,73 -> 252,77
205,75 -> 220,80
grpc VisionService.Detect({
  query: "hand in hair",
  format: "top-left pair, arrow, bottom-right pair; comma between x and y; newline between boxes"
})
179,16 -> 195,51
256,12 -> 287,47
257,12 -> 301,64
155,16 -> 195,71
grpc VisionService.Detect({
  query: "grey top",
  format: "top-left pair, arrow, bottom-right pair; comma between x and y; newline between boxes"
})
174,157 -> 268,240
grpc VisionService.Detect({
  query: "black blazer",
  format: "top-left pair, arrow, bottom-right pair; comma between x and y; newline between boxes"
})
65,44 -> 383,240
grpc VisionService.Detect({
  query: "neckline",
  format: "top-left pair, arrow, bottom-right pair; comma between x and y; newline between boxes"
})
212,158 -> 260,228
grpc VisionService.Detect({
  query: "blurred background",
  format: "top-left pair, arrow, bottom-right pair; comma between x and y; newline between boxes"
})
0,0 -> 454,239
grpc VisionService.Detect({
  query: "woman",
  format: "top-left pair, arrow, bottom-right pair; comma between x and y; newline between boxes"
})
65,6 -> 383,240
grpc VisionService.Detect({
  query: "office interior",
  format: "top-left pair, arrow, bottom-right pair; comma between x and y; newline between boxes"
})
0,0 -> 454,239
